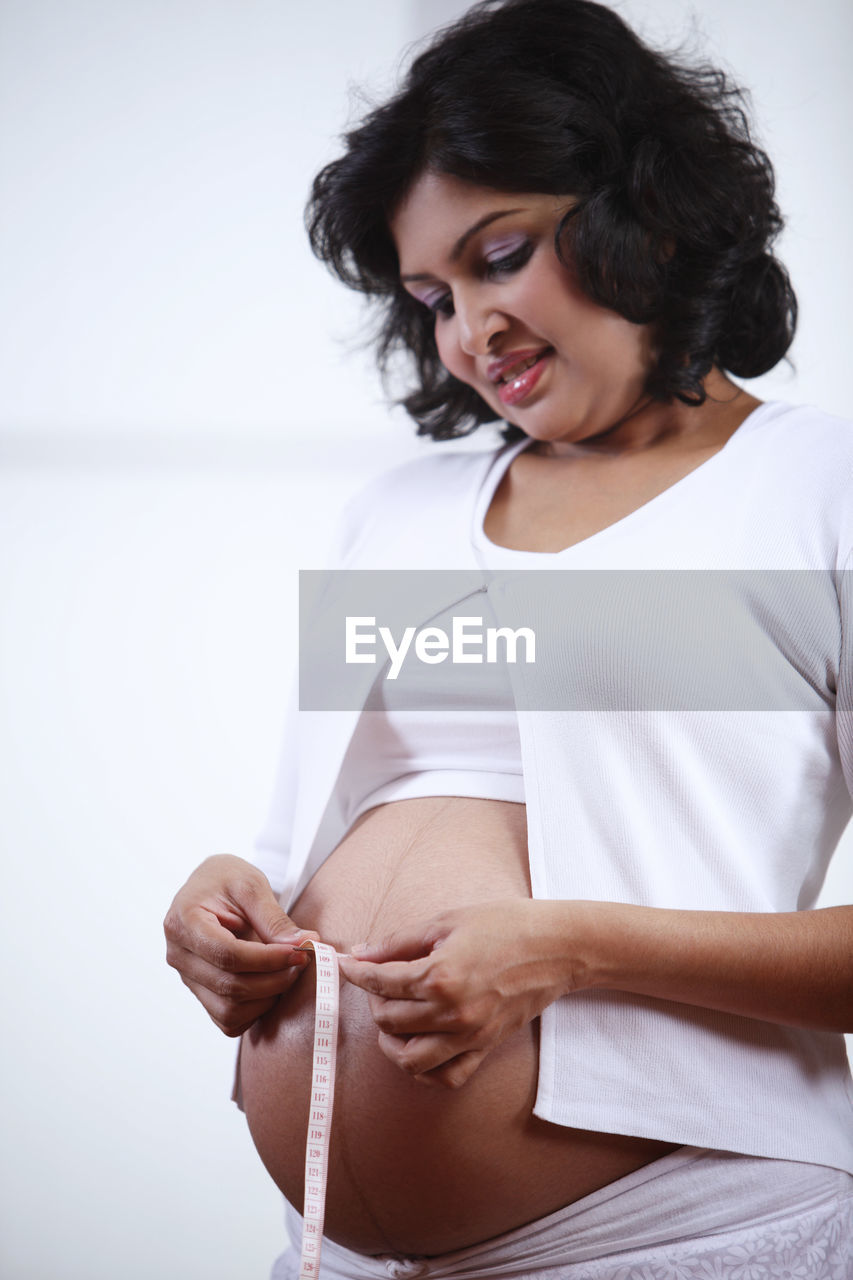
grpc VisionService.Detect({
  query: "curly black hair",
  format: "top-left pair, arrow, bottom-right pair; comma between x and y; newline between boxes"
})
306,0 -> 796,441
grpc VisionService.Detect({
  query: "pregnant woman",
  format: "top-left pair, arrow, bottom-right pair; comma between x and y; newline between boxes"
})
164,2 -> 853,1276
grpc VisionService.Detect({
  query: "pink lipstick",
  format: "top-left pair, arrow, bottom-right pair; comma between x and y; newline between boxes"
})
493,349 -> 552,406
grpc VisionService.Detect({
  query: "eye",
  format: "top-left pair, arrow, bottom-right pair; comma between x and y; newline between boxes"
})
417,287 -> 454,318
410,237 -> 534,321
483,239 -> 534,279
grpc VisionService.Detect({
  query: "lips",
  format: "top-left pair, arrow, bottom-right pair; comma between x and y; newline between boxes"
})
488,347 -> 553,407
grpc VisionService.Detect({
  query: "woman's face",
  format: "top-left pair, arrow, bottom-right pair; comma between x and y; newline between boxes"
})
391,170 -> 659,449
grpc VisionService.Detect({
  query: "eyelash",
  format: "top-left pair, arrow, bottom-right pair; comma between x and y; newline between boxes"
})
425,240 -> 534,318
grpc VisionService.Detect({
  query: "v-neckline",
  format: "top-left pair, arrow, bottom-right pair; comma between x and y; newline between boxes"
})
474,400 -> 771,557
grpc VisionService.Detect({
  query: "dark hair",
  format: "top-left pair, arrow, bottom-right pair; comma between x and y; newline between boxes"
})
306,0 -> 796,441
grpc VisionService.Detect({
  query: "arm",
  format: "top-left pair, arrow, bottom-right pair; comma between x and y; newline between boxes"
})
164,854 -> 319,1036
164,484 -> 378,1033
572,898 -> 853,1032
339,898 -> 853,1087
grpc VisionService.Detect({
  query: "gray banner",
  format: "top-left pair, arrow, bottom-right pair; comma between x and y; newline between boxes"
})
298,569 -> 850,712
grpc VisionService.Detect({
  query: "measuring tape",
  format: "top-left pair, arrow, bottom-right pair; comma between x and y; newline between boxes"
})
295,939 -> 341,1280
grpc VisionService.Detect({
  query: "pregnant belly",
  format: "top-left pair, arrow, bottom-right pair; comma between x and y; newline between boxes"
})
238,797 -> 675,1256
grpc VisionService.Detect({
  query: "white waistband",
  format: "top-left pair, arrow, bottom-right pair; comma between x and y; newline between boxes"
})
277,1147 -> 852,1278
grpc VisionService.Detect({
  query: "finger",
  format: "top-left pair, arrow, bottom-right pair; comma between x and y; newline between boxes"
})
182,975 -> 297,1037
171,944 -> 309,1002
415,1050 -> 488,1090
201,857 -> 317,948
348,933 -> 437,963
172,910 -> 313,974
236,890 -> 320,948
338,955 -> 429,999
368,995 -> 457,1036
377,1029 -> 473,1077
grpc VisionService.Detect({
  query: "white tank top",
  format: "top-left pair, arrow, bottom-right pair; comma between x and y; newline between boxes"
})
336,443 -> 536,829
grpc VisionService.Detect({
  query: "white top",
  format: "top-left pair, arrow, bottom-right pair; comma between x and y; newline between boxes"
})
334,448 -> 545,827
338,588 -> 524,827
252,400 -> 853,1172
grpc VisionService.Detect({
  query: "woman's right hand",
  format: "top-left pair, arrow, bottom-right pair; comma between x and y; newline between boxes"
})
163,854 -> 319,1036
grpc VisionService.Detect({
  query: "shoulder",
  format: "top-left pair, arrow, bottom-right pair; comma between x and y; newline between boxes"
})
332,442 -> 511,566
741,401 -> 853,559
354,444 -> 504,505
744,400 -> 853,468
742,402 -> 853,547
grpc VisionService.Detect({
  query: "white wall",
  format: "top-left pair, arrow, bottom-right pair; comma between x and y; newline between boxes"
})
1,3 -> 851,1278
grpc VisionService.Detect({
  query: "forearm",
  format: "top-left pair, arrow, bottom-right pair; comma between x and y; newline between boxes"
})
549,900 -> 853,1033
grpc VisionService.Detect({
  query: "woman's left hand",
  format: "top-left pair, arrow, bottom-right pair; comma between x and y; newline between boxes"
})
337,899 -> 579,1088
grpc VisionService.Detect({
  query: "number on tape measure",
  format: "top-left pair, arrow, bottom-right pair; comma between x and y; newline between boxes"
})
296,940 -> 340,1280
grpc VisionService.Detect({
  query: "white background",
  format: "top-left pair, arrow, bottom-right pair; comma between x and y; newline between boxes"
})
1,2 -> 851,1277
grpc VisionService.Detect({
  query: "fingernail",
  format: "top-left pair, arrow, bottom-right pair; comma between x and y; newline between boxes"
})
350,942 -> 369,955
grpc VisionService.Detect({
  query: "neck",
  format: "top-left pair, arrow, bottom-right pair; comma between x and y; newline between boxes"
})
532,370 -> 757,460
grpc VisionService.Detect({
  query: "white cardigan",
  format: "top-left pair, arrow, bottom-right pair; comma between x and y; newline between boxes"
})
252,400 -> 853,1172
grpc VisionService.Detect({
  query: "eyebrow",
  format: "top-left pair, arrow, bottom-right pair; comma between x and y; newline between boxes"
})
400,208 -> 524,282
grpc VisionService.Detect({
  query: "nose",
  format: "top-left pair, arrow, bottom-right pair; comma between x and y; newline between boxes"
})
454,290 -> 508,356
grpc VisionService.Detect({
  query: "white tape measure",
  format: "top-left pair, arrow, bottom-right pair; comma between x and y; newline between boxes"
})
296,939 -> 341,1280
